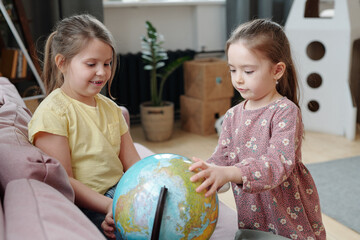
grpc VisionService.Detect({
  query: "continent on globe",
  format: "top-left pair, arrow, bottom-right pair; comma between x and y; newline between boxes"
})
112,153 -> 219,240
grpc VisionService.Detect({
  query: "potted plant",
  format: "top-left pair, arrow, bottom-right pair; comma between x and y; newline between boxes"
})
140,20 -> 190,141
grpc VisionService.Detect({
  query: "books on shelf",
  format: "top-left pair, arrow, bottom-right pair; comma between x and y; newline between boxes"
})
0,48 -> 27,79
17,50 -> 27,78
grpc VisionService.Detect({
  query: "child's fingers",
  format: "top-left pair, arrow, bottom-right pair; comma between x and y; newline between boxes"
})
189,157 -> 202,171
105,211 -> 115,226
190,165 -> 209,182
196,178 -> 217,197
189,161 -> 202,171
101,220 -> 115,239
102,223 -> 114,232
191,156 -> 202,162
104,230 -> 116,240
205,183 -> 219,197
189,158 -> 208,172
195,178 -> 211,193
190,172 -> 200,182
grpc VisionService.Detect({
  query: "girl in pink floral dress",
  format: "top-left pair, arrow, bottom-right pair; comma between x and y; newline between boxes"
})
189,19 -> 326,240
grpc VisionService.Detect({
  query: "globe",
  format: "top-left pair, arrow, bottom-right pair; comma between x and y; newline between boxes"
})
112,153 -> 219,240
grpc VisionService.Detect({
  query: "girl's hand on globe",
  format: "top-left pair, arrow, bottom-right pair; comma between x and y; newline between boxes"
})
189,157 -> 243,197
189,157 -> 229,197
101,203 -> 116,239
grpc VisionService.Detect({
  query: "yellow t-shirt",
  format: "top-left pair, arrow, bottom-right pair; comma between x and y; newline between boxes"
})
28,88 -> 128,194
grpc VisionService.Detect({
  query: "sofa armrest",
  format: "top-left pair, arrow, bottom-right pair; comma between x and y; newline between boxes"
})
0,77 -> 27,108
4,179 -> 105,240
0,77 -> 74,202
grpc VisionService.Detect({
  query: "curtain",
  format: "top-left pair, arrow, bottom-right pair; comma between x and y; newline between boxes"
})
23,0 -> 103,60
226,0 -> 294,37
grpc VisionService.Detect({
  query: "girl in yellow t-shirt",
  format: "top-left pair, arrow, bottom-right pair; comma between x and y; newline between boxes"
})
28,14 -> 140,239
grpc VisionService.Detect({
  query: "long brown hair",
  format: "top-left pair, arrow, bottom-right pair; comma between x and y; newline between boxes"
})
226,19 -> 300,108
42,14 -> 117,96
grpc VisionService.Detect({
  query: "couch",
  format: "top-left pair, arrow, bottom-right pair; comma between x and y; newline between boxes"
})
0,77 -> 238,240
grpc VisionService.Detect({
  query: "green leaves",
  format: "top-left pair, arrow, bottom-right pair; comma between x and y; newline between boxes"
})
159,56 -> 191,80
141,23 -> 168,69
145,20 -> 157,40
141,21 -> 190,106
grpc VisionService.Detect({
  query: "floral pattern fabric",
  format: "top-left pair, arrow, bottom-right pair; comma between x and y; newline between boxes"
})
208,97 -> 325,240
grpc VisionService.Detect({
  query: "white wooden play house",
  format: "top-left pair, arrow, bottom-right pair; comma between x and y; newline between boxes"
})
285,0 -> 360,140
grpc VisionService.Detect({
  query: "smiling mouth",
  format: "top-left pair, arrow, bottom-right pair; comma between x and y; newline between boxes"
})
90,81 -> 103,85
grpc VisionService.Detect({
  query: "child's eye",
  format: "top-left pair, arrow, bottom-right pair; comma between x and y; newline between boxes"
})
245,70 -> 254,74
104,62 -> 112,67
87,63 -> 95,67
229,69 -> 236,73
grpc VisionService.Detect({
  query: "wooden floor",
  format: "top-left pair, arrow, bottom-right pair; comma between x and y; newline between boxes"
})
131,121 -> 360,240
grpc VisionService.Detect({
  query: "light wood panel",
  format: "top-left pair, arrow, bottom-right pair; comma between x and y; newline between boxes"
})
131,121 -> 360,240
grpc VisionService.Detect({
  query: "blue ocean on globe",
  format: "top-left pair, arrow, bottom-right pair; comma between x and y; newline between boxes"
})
112,153 -> 218,240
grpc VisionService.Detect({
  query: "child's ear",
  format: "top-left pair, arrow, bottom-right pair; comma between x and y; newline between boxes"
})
273,62 -> 286,80
55,54 -> 66,72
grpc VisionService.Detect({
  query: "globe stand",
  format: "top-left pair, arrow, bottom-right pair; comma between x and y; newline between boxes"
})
151,186 -> 168,240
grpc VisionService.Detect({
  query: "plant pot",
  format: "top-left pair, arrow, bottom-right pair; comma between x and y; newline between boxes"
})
140,101 -> 174,142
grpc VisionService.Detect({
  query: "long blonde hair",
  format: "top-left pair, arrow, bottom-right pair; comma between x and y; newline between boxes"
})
226,19 -> 300,108
42,14 -> 117,96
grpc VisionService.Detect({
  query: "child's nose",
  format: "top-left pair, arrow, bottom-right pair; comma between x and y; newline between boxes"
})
235,74 -> 243,84
96,66 -> 106,76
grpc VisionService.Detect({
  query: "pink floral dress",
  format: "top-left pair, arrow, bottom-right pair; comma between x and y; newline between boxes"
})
209,97 -> 326,240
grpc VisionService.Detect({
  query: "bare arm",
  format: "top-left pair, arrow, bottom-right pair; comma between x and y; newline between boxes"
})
119,131 -> 141,172
33,132 -> 112,213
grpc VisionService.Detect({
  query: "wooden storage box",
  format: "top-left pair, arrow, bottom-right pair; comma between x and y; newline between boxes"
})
180,95 -> 230,135
184,58 -> 233,100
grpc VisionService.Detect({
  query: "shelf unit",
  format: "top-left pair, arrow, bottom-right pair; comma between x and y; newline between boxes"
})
0,0 -> 45,100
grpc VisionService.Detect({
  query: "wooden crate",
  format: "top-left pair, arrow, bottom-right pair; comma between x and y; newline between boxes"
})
184,58 -> 233,100
180,95 -> 230,135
